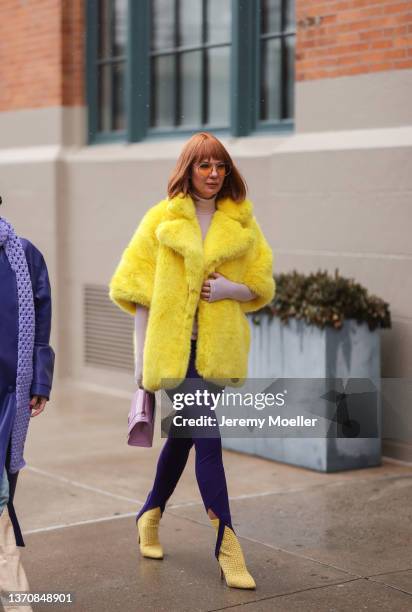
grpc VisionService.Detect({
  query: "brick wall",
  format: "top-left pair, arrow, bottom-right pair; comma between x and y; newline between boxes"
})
0,0 -> 84,113
1,1 -> 411,113
296,0 -> 412,80
62,0 -> 84,107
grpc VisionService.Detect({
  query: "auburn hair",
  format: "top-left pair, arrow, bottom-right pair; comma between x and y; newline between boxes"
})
167,132 -> 247,203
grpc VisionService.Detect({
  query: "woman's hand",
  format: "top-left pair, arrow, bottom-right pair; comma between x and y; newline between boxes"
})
135,371 -> 144,389
200,272 -> 232,302
200,275 -> 213,301
136,371 -> 149,391
30,395 -> 48,417
200,272 -> 257,303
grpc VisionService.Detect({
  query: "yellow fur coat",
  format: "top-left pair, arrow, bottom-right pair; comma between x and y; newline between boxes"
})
109,194 -> 275,391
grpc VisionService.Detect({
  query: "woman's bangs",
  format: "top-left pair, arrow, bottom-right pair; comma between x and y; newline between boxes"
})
192,138 -> 229,164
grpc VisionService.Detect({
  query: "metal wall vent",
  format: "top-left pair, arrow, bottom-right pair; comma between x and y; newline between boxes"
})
84,284 -> 134,372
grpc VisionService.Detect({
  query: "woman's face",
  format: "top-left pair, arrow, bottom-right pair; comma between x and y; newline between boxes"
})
190,157 -> 227,199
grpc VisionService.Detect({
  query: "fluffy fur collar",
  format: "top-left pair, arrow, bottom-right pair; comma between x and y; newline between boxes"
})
156,194 -> 255,289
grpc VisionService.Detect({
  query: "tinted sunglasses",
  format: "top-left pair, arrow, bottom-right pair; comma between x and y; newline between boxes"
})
195,162 -> 232,178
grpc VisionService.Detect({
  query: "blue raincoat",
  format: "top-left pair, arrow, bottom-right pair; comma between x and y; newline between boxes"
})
0,237 -> 54,545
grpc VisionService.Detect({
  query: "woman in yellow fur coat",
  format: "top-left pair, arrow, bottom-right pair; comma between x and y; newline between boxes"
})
109,132 -> 275,589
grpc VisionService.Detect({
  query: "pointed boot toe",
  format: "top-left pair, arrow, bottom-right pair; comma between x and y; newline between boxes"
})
211,517 -> 256,590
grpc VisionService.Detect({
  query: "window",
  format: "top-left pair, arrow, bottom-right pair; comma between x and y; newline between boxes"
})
259,0 -> 295,125
87,0 -> 128,142
150,0 -> 232,130
86,0 -> 295,143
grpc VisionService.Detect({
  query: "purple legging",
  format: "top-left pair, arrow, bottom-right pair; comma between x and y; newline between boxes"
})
136,339 -> 234,559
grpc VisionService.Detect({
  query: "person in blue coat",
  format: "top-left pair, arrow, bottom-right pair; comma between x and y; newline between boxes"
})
0,200 -> 55,547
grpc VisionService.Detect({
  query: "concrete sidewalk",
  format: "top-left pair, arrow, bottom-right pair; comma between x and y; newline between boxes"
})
13,386 -> 412,611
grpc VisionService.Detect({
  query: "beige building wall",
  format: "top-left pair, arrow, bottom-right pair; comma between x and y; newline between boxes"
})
0,68 -> 411,459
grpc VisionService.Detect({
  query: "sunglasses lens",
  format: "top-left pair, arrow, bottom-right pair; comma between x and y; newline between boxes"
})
197,163 -> 230,177
198,164 -> 211,176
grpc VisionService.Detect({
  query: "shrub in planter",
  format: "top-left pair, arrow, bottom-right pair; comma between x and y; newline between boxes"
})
251,268 -> 391,331
222,269 -> 391,472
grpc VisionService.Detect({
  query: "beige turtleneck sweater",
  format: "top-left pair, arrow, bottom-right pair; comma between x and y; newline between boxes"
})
134,194 -> 257,384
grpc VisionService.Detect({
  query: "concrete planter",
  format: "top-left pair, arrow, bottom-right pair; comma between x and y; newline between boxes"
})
221,316 -> 382,472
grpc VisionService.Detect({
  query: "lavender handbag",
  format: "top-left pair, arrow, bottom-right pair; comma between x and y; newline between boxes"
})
127,387 -> 156,447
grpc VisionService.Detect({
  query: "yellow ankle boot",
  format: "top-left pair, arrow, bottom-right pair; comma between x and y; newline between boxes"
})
137,507 -> 164,559
211,518 -> 256,589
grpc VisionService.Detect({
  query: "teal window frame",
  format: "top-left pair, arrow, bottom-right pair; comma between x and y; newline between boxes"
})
86,0 -> 128,144
148,0 -> 233,136
255,0 -> 296,133
86,0 -> 295,144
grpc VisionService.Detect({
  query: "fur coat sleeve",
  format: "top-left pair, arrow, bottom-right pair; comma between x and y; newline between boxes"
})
109,205 -> 161,314
239,217 -> 276,313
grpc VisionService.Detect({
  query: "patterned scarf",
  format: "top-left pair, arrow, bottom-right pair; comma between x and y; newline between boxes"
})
0,217 -> 35,474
